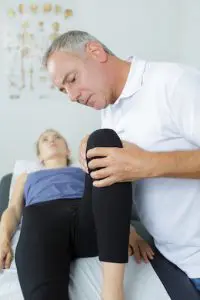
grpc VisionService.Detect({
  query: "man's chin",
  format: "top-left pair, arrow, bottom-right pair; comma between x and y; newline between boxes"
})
90,102 -> 108,110
93,106 -> 103,110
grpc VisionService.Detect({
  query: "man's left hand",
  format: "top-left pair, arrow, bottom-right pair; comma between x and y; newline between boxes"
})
87,142 -> 154,187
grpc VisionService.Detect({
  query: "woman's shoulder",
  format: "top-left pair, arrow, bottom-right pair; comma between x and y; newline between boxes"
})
17,172 -> 28,183
13,172 -> 28,189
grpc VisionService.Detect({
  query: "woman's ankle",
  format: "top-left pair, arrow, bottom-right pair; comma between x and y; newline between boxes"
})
102,286 -> 124,300
102,262 -> 125,300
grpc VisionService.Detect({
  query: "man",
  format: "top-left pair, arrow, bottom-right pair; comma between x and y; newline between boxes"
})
43,30 -> 200,296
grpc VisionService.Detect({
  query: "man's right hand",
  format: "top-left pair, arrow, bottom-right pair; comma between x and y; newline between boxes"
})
79,135 -> 89,173
0,237 -> 13,270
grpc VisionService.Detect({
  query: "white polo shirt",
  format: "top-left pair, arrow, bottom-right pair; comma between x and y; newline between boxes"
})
101,57 -> 200,278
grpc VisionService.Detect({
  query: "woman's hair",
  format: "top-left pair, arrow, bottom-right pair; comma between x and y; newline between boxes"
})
36,129 -> 71,165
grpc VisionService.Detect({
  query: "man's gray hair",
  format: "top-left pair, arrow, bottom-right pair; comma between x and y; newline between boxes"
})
43,30 -> 115,67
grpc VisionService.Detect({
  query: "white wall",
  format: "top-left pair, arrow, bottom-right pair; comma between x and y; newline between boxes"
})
177,0 -> 200,67
0,0 -> 200,179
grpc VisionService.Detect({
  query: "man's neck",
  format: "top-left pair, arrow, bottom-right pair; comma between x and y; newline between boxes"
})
109,57 -> 132,104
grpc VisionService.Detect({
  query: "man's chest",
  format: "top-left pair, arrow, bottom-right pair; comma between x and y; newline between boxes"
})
102,91 -> 191,152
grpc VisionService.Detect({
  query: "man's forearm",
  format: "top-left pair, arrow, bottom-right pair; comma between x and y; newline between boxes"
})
148,149 -> 200,179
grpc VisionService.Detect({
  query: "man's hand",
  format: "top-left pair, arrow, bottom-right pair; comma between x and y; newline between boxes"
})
87,141 -> 154,187
79,135 -> 89,173
0,237 -> 13,270
128,228 -> 154,264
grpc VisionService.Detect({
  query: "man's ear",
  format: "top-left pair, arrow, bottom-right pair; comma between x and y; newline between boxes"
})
85,41 -> 108,62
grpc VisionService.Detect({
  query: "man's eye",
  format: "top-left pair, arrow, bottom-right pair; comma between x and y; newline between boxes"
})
68,76 -> 76,84
60,88 -> 67,94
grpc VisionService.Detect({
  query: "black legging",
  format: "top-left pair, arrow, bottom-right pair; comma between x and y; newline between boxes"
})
15,129 -> 133,300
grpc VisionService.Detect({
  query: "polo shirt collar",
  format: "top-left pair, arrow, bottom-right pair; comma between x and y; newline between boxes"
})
119,56 -> 147,99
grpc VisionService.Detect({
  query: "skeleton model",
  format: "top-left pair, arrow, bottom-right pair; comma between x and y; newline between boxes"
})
5,3 -> 73,100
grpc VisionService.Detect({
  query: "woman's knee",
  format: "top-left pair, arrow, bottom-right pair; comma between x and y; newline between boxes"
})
87,129 -> 122,150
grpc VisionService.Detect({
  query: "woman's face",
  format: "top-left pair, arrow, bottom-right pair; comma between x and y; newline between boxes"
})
38,130 -> 70,163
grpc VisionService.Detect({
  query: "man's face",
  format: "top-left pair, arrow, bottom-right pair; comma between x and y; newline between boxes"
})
47,43 -> 113,110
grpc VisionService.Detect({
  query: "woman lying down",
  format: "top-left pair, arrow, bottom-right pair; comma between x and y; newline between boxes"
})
0,128 -> 154,300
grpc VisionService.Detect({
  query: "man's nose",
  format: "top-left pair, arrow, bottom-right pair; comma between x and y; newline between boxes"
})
67,88 -> 81,102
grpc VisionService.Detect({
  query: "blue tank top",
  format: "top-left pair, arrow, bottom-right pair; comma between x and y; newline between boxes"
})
24,167 -> 85,206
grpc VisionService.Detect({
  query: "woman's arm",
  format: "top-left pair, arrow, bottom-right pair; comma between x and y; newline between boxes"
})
0,173 -> 27,241
0,173 -> 27,269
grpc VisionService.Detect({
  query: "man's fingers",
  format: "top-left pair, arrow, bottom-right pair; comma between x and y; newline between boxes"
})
87,147 -> 111,159
0,255 -> 4,270
88,157 -> 108,170
81,160 -> 89,173
93,176 -> 115,187
90,167 -> 111,180
79,136 -> 88,172
5,252 -> 12,269
79,150 -> 88,173
79,159 -> 88,173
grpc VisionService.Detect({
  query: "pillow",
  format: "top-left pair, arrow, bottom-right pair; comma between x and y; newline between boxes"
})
9,160 -> 43,199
